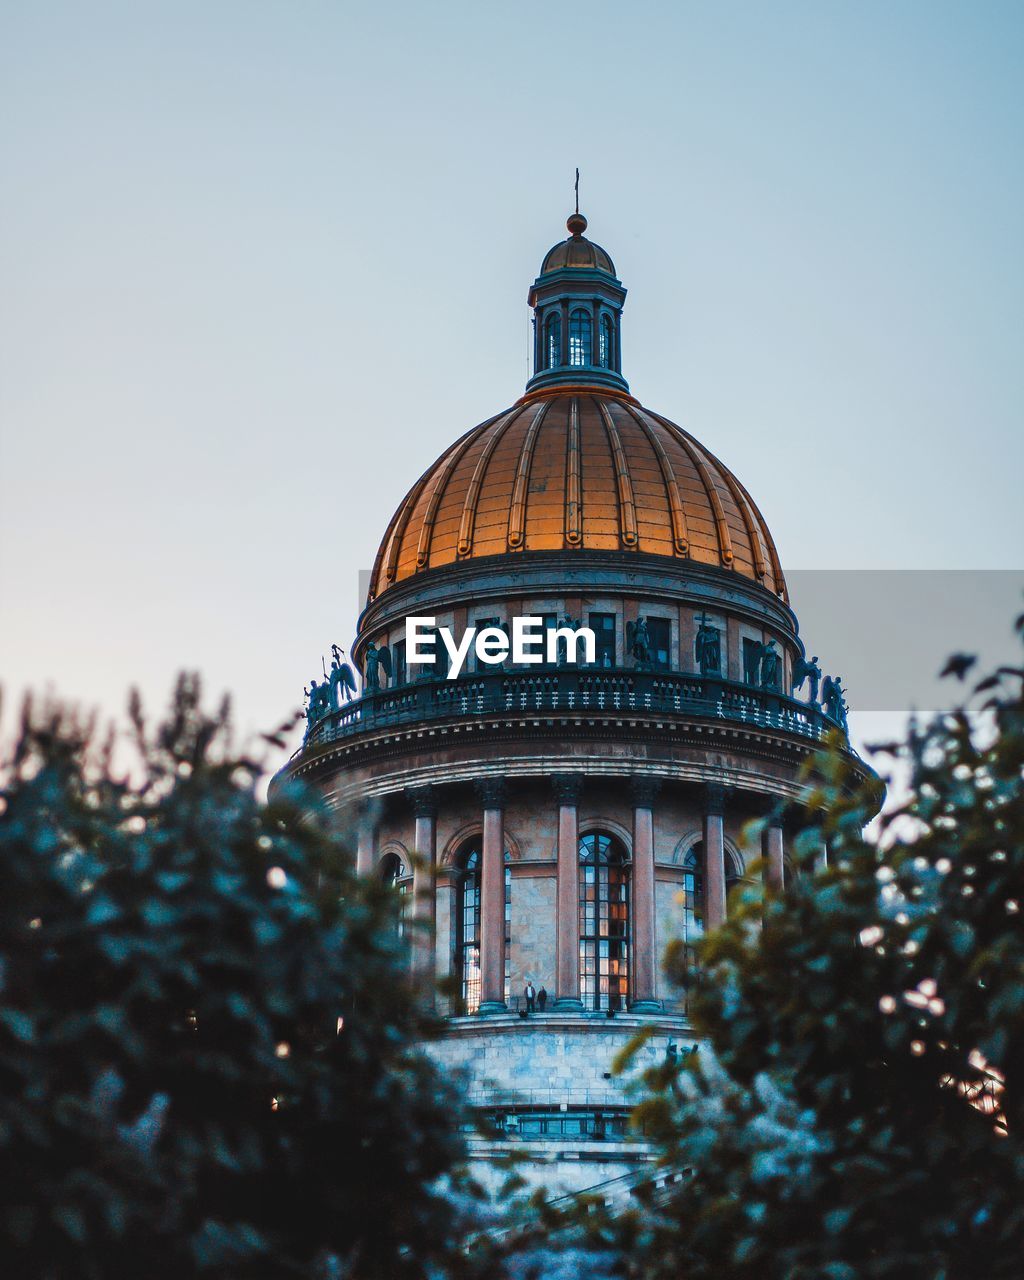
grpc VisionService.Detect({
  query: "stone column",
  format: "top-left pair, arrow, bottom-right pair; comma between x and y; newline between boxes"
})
630,777 -> 662,1012
408,786 -> 437,987
476,778 -> 507,1014
763,820 -> 785,896
355,813 -> 375,878
703,783 -> 727,930
553,773 -> 584,1011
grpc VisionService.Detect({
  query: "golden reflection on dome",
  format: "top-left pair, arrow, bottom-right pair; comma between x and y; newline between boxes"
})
368,388 -> 786,603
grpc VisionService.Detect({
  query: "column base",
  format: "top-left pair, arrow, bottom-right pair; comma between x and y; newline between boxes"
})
477,1000 -> 508,1015
552,996 -> 585,1012
628,999 -> 665,1014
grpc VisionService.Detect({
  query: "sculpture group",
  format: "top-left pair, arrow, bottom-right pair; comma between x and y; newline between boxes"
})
303,619 -> 850,736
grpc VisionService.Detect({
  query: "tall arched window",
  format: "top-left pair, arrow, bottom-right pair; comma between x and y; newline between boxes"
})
579,832 -> 629,1011
598,314 -> 614,368
569,308 -> 592,367
379,852 -> 411,939
545,312 -> 561,369
682,842 -> 742,942
455,844 -> 512,1013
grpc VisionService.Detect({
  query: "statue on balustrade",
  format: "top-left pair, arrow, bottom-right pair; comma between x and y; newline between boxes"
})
362,642 -> 392,697
555,614 -> 580,668
695,612 -> 721,676
627,616 -> 651,668
328,644 -> 358,707
822,674 -> 849,731
304,678 -> 332,734
758,639 -> 781,690
792,653 -> 821,704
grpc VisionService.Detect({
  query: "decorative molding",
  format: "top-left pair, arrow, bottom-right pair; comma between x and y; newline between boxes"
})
578,815 -> 633,853
375,842 -> 412,881
440,823 -> 523,865
670,831 -> 745,880
704,782 -> 726,816
305,750 -> 824,812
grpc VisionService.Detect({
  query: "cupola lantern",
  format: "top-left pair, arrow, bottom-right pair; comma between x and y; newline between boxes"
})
525,212 -> 629,396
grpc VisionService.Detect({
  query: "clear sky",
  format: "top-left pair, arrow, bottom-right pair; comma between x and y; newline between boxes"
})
1,1 -> 1022,764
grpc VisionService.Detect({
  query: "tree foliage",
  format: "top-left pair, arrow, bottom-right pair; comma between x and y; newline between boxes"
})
0,676 -> 471,1280
590,629 -> 1024,1278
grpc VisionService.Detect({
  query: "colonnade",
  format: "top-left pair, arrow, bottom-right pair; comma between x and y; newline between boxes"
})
356,777 -> 789,1014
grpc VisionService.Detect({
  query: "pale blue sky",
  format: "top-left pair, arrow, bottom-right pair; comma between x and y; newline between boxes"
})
1,1 -> 1022,760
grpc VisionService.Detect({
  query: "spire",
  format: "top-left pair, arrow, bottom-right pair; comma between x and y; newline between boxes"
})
525,209 -> 628,395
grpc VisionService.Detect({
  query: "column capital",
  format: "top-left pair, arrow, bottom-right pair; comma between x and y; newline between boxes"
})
755,793 -> 786,823
407,785 -> 437,819
630,775 -> 661,808
552,772 -> 584,806
704,782 -> 726,816
474,776 -> 506,809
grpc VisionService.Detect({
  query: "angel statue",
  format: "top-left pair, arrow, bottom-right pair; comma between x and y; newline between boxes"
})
328,644 -> 358,708
627,616 -> 651,668
363,642 -> 393,696
792,653 -> 821,704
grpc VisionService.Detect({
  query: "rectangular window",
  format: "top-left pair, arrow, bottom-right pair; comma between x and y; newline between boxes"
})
392,640 -> 407,687
472,617 -> 508,673
743,637 -> 761,687
415,628 -> 443,680
647,617 -> 670,670
589,612 -> 616,668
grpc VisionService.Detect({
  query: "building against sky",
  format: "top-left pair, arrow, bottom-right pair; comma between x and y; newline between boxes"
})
277,211 -> 874,1193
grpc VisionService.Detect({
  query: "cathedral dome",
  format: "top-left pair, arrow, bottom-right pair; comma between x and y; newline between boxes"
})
368,387 -> 786,603
540,213 -> 617,275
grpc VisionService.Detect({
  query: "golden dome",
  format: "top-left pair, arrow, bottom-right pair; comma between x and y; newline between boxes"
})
368,387 -> 786,603
539,213 -> 616,275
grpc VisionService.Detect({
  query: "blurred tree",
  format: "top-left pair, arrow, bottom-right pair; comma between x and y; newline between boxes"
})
577,624 -> 1024,1278
0,675 -> 473,1280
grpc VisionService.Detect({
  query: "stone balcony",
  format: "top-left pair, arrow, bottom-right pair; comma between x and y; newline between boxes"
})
297,665 -> 844,758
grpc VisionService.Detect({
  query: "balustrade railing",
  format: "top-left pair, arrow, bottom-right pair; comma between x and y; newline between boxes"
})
296,666 -> 841,757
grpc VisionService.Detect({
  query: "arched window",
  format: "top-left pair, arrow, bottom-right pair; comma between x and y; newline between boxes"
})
545,312 -> 561,369
379,852 -> 411,938
455,844 -> 512,1013
569,308 -> 592,367
598,314 -> 614,368
579,832 -> 629,1011
682,843 -> 742,941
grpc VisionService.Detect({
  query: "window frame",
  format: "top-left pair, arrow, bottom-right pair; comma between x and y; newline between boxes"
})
568,307 -> 592,367
578,831 -> 630,1012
